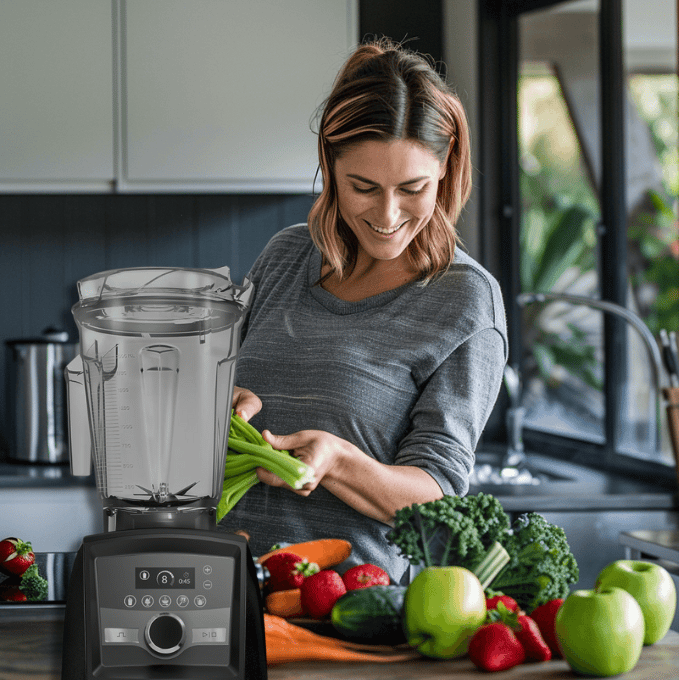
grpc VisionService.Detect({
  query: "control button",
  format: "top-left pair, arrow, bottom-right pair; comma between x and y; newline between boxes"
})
177,595 -> 189,608
192,627 -> 227,644
203,565 -> 212,575
194,595 -> 207,608
203,580 -> 213,590
124,595 -> 136,608
145,613 -> 185,656
159,595 -> 172,608
139,570 -> 150,581
157,570 -> 174,587
142,595 -> 154,608
105,627 -> 139,644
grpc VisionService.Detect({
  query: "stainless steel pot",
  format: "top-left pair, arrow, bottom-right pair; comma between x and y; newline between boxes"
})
5,328 -> 77,464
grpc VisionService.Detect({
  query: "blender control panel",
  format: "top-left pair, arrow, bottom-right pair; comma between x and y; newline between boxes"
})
95,552 -> 234,661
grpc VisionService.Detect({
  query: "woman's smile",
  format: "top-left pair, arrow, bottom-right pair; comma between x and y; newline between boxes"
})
366,218 -> 409,236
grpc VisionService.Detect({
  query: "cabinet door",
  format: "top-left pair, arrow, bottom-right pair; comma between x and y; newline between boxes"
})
121,0 -> 357,192
0,0 -> 114,188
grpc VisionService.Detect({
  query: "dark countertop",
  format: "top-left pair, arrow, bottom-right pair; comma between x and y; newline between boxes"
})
1,612 -> 678,680
0,460 -> 95,488
470,450 -> 677,512
0,451 -> 675,511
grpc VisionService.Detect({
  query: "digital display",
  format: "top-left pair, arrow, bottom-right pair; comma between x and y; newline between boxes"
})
135,567 -> 195,590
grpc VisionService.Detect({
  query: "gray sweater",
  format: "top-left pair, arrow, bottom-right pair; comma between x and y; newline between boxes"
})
218,225 -> 507,582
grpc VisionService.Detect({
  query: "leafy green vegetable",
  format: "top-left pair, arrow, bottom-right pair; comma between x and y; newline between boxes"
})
19,564 -> 48,601
217,412 -> 315,521
388,495 -> 579,612
488,511 -> 579,612
387,492 -> 511,572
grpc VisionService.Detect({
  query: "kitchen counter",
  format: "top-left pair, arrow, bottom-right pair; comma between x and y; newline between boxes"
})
0,460 -> 95,488
2,451 -> 675,510
621,529 -> 679,564
1,613 -> 678,680
469,450 -> 677,512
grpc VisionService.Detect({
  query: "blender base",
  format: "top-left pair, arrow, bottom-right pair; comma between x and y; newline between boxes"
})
61,528 -> 267,679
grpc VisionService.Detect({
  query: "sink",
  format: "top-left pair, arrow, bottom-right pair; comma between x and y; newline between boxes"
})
470,449 -> 578,489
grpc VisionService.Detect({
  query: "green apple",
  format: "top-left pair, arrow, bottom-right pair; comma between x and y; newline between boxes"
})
595,560 -> 676,645
555,586 -> 644,676
402,566 -> 486,659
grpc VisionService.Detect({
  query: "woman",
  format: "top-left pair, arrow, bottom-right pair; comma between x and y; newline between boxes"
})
219,38 -> 507,583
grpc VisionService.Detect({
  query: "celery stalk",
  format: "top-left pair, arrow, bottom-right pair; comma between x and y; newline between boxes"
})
473,541 -> 511,589
218,412 -> 316,519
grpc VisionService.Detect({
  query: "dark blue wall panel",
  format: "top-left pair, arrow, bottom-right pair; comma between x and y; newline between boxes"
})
0,192 -> 316,454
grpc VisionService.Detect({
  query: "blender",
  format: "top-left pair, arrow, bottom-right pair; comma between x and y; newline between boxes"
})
61,266 -> 267,680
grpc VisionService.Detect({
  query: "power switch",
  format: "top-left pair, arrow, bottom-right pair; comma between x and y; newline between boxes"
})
145,613 -> 185,655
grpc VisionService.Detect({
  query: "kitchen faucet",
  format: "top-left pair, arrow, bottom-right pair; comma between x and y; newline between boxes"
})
517,292 -> 664,455
502,364 -> 527,469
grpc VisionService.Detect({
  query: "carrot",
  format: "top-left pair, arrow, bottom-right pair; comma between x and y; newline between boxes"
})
265,588 -> 304,618
263,614 -> 421,666
258,539 -> 352,570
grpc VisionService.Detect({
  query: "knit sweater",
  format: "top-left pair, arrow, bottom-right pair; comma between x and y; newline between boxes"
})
218,224 -> 507,582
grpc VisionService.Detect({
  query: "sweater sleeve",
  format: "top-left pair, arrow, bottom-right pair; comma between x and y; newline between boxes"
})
394,325 -> 507,497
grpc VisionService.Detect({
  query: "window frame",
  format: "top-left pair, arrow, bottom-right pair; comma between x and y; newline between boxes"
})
477,0 -> 675,485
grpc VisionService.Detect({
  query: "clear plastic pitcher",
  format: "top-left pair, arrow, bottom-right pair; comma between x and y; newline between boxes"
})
65,267 -> 253,524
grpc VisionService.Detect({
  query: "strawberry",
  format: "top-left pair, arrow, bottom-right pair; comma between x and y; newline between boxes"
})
0,537 -> 35,577
300,569 -> 346,619
515,614 -> 551,661
265,552 -> 319,593
468,622 -> 526,671
529,598 -> 564,658
486,594 -> 519,612
342,563 -> 390,590
0,584 -> 28,602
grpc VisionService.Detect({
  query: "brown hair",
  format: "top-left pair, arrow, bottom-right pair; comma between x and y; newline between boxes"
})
308,37 -> 472,283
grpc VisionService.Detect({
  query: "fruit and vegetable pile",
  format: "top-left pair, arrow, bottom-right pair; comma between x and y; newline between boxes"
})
0,537 -> 49,602
259,493 -> 677,676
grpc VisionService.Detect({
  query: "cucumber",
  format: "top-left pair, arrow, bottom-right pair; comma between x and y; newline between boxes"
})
330,585 -> 408,644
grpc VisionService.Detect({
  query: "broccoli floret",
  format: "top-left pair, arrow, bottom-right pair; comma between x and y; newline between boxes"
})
489,512 -> 579,612
19,564 -> 49,602
387,493 -> 511,571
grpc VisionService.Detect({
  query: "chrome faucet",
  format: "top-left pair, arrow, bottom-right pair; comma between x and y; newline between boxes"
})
502,364 -> 527,468
517,292 -> 664,455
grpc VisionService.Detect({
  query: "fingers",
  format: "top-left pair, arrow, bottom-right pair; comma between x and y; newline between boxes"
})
255,466 -> 313,496
261,429 -> 308,451
231,387 -> 262,422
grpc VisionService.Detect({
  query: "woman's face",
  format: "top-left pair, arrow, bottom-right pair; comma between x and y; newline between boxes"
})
334,138 -> 445,267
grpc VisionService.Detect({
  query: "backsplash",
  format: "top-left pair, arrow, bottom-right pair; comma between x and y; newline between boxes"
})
0,192 -> 316,455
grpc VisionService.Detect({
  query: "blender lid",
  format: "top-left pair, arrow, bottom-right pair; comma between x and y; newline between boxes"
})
75,266 -> 253,307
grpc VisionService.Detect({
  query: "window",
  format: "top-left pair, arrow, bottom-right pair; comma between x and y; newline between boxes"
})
479,0 -> 678,480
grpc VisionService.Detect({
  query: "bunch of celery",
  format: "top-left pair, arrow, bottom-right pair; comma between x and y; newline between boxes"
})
217,411 -> 315,521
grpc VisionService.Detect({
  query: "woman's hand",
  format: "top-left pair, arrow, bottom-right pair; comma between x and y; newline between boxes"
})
231,386 -> 262,422
257,429 -> 348,496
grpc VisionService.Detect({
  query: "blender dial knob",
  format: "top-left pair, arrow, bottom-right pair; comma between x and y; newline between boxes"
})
145,613 -> 185,655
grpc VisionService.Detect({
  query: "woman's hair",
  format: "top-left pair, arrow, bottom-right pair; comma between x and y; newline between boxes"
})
308,37 -> 472,283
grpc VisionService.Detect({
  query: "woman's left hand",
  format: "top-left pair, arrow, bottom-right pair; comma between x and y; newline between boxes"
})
256,429 -> 348,495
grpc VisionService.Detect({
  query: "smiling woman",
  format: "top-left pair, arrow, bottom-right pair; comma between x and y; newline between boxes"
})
219,38 -> 507,584
309,38 -> 472,287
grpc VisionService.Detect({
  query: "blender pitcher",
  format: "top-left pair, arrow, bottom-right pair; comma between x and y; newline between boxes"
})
65,266 -> 253,530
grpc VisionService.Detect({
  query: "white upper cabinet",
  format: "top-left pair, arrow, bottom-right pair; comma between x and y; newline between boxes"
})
121,0 -> 357,192
0,0 -> 114,190
0,0 -> 357,193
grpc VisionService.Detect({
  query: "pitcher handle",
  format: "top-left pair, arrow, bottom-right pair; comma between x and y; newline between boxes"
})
65,355 -> 92,476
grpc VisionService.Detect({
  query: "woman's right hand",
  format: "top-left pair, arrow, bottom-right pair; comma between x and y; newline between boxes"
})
231,386 -> 262,422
